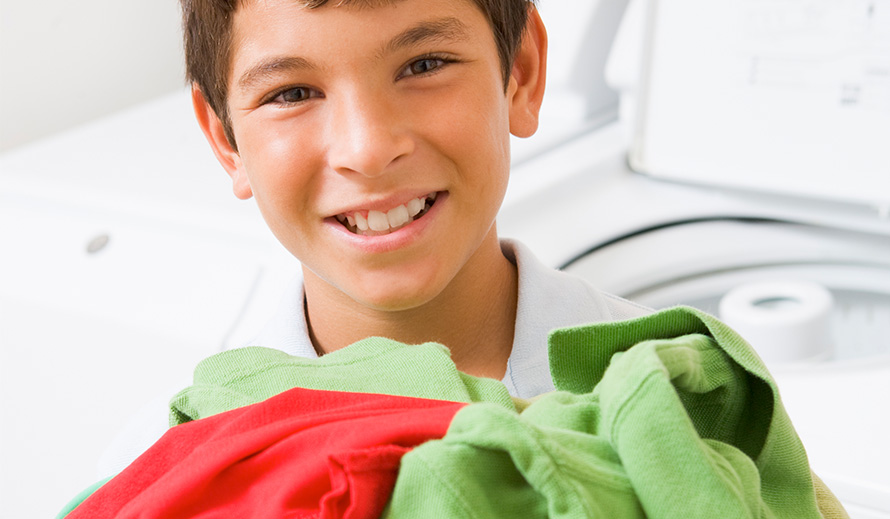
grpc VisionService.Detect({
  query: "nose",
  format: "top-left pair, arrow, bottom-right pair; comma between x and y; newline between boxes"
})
326,89 -> 414,178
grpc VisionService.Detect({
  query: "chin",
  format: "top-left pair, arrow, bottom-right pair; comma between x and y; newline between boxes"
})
347,275 -> 445,313
351,288 -> 438,313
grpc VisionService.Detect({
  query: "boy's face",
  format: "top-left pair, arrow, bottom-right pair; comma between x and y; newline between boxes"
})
213,0 -> 537,311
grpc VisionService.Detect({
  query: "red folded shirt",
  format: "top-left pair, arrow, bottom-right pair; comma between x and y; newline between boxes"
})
67,387 -> 466,518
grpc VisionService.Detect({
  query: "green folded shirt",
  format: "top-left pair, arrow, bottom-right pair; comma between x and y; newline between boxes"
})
169,336 -> 517,426
549,306 -> 819,518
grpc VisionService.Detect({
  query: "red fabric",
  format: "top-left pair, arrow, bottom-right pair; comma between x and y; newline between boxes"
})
68,388 -> 465,518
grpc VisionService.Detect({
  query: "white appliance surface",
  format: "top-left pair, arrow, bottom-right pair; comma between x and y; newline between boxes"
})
630,0 -> 890,206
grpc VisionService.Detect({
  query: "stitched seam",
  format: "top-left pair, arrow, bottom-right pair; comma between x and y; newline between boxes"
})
608,370 -> 664,444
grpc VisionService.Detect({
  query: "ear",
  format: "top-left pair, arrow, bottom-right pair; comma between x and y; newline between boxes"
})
191,84 -> 253,200
507,5 -> 548,138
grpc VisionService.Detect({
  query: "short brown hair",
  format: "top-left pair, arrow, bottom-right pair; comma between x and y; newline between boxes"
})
181,0 -> 534,147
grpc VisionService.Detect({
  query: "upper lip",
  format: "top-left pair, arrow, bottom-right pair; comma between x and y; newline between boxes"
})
327,190 -> 441,218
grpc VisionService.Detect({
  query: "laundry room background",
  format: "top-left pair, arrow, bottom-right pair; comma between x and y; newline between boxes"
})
1,0 -> 888,518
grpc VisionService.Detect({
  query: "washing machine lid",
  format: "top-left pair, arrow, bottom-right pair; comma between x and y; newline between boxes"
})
628,0 -> 890,208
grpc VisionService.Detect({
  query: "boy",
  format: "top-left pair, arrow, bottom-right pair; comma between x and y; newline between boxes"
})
187,0 -> 651,396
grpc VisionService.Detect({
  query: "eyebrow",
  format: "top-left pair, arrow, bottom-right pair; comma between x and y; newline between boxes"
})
383,16 -> 470,55
236,16 -> 470,93
237,56 -> 316,93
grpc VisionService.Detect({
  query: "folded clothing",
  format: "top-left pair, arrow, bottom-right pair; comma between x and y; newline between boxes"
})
169,336 -> 517,425
385,333 -> 812,518
62,387 -> 465,519
548,306 -> 825,518
61,306 -> 836,519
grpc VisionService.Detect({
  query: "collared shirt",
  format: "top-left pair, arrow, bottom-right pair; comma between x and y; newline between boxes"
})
246,239 -> 652,398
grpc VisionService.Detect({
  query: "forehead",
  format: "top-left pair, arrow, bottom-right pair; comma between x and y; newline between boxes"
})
257,0 -> 403,7
229,0 -> 492,84
234,0 -> 481,25
231,0 -> 485,43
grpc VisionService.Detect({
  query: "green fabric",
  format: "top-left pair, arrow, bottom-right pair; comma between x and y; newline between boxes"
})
384,393 -> 641,518
549,306 -> 820,518
384,307 -> 822,519
593,334 -> 766,518
169,336 -> 516,425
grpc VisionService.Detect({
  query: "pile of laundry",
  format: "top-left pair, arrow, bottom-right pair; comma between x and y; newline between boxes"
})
58,307 -> 844,518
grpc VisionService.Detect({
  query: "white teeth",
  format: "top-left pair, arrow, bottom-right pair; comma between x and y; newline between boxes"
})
406,197 -> 424,217
355,212 -> 369,231
338,192 -> 438,235
367,210 -> 389,231
387,205 -> 410,228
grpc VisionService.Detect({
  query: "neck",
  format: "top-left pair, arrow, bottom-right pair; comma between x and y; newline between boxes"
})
303,232 -> 518,380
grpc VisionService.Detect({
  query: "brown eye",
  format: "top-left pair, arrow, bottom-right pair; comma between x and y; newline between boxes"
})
410,58 -> 443,75
402,57 -> 448,78
267,86 -> 321,106
279,87 -> 312,103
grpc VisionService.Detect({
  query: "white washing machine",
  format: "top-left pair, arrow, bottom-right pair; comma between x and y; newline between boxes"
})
501,0 -> 890,516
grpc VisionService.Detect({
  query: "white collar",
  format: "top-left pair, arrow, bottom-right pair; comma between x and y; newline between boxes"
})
244,239 -> 626,398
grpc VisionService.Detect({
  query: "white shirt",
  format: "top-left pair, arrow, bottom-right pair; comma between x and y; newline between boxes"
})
245,239 -> 651,398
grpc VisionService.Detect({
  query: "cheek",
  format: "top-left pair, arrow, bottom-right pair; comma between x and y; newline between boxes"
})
239,121 -> 315,196
432,85 -> 511,174
235,124 -> 326,238
461,100 -> 512,198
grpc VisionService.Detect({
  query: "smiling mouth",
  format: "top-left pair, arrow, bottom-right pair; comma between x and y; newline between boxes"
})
335,192 -> 439,236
